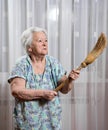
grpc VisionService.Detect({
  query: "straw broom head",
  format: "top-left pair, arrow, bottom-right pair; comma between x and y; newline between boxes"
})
77,33 -> 107,70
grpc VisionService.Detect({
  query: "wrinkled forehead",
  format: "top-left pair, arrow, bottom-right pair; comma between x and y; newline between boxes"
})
32,31 -> 47,39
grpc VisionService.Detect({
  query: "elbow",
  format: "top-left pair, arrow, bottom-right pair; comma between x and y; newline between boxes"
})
60,89 -> 70,94
11,90 -> 23,100
11,88 -> 21,99
61,91 -> 68,94
60,86 -> 73,94
11,89 -> 18,98
11,89 -> 26,101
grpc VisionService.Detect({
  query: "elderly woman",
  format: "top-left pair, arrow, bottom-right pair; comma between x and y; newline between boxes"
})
8,27 -> 80,130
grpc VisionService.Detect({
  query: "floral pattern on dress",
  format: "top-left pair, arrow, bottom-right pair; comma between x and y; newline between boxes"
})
8,55 -> 66,130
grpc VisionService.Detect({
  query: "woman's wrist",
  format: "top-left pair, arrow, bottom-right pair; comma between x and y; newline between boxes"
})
67,76 -> 74,83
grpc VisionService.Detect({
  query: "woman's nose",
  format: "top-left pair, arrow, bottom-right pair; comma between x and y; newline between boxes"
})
42,41 -> 47,46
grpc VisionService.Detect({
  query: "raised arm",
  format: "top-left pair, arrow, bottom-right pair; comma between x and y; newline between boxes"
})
57,69 -> 80,94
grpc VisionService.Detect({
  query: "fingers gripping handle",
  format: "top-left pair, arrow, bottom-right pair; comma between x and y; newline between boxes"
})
54,66 -> 82,92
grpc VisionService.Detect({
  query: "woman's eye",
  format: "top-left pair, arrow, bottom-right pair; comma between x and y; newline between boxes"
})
37,39 -> 48,43
45,39 -> 48,42
38,40 -> 42,42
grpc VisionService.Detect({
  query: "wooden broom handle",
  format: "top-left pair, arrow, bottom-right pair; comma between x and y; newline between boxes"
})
54,78 -> 69,92
54,65 -> 83,92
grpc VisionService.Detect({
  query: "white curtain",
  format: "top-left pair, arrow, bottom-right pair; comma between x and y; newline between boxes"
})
0,0 -> 108,130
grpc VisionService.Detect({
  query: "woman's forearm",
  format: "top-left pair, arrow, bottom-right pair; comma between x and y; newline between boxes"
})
59,69 -> 80,94
12,88 -> 44,101
60,78 -> 74,94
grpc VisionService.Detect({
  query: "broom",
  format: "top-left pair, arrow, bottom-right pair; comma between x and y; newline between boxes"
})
54,33 -> 107,92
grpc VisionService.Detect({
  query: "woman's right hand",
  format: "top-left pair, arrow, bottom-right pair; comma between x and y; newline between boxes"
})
42,90 -> 57,101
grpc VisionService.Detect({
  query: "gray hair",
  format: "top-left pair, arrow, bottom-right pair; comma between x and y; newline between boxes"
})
21,27 -> 47,53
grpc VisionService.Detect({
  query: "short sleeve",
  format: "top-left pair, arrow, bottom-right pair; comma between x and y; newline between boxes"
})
8,59 -> 27,83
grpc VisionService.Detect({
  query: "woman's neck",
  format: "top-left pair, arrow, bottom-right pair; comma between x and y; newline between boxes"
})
30,54 -> 45,63
29,54 -> 46,74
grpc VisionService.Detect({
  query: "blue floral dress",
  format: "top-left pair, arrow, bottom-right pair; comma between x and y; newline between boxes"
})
8,55 -> 66,130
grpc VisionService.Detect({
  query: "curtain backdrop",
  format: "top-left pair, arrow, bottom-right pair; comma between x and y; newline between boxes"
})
0,0 -> 108,130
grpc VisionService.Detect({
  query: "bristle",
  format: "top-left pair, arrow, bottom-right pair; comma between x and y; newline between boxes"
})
78,33 -> 107,70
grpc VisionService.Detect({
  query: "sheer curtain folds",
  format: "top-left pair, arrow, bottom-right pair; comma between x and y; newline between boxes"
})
0,0 -> 108,130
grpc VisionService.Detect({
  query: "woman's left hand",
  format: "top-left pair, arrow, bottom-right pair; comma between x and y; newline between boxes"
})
68,69 -> 80,81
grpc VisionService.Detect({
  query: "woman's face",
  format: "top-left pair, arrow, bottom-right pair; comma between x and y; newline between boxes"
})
29,32 -> 48,56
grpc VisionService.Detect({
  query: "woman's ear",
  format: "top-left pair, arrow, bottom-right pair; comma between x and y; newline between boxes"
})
28,46 -> 32,52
